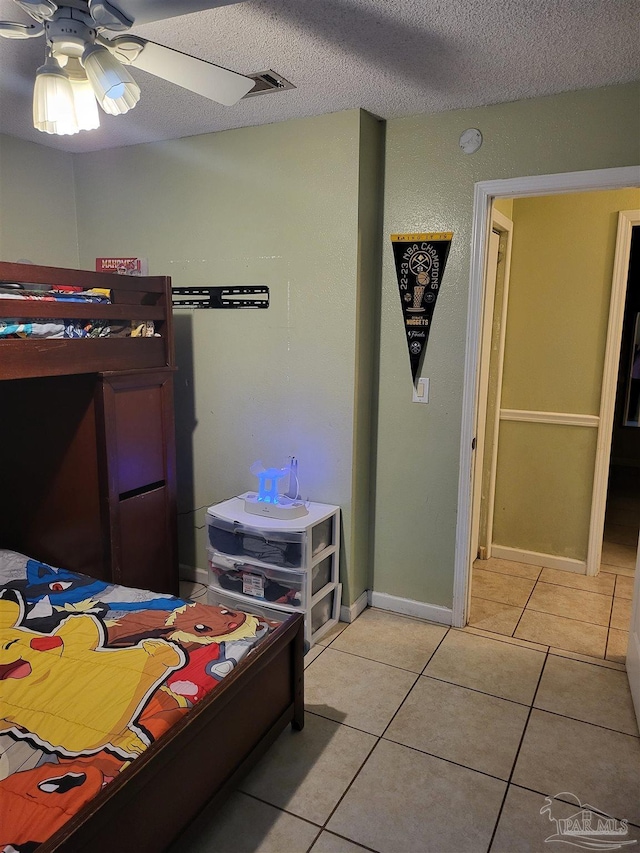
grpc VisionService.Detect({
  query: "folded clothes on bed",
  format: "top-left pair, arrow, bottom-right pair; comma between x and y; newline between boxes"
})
0,320 -> 64,338
0,319 -> 111,338
0,287 -> 111,303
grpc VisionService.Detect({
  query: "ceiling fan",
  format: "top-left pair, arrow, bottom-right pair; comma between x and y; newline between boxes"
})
0,0 -> 255,136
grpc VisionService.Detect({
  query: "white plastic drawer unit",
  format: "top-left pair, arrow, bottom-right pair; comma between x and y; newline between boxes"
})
311,554 -> 333,596
311,583 -> 342,641
206,587 -> 292,625
208,549 -> 306,608
205,494 -> 339,569
206,515 -> 304,568
205,494 -> 341,648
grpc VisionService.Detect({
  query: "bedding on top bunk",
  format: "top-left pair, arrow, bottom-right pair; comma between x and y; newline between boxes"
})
0,287 -> 112,340
0,286 -> 157,339
0,549 -> 280,851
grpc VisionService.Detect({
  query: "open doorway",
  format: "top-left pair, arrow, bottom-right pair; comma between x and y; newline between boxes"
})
453,170 -> 640,664
605,223 -> 640,573
468,189 -> 639,661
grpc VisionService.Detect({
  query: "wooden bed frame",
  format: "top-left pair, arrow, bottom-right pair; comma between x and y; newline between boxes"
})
0,261 -> 304,852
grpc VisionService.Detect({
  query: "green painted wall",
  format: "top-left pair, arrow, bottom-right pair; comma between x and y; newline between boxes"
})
2,80 -> 639,611
349,111 -> 385,600
0,134 -> 79,266
72,110 -> 380,606
375,83 -> 640,607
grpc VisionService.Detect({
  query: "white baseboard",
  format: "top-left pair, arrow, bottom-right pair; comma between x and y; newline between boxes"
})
180,564 -> 209,585
340,590 -> 369,623
369,591 -> 453,626
491,545 -> 587,575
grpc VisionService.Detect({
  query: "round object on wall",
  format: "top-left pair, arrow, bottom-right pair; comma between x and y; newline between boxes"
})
459,128 -> 483,154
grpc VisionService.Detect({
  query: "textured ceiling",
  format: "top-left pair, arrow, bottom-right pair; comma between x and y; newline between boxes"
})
0,0 -> 638,153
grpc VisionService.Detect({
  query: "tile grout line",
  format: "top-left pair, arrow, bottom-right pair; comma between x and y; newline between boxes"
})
306,642 -> 448,676
477,565 -> 542,583
377,733 -> 526,786
418,672 -> 537,708
486,646 -> 550,853
461,625 -> 549,653
310,627 -> 453,842
604,574 -> 616,660
524,579 -> 616,600
530,705 -> 640,740
523,602 -> 611,630
380,627 -> 452,735
510,571 -> 541,637
505,781 -> 640,829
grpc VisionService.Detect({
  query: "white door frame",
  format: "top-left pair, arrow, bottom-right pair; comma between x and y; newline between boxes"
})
473,209 -> 513,565
452,165 -> 640,629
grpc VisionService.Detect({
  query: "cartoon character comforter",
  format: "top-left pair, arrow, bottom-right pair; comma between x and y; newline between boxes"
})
0,549 -> 279,851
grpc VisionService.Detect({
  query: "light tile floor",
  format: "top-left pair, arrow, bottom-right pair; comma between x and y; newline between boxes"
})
469,547 -> 635,662
169,607 -> 640,853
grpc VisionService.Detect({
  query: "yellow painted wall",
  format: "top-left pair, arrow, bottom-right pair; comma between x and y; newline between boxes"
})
493,197 -> 513,219
494,421 -> 598,559
493,187 -> 640,561
502,188 -> 640,414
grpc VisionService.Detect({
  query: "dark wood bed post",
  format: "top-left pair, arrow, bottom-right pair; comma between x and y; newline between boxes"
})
292,617 -> 305,731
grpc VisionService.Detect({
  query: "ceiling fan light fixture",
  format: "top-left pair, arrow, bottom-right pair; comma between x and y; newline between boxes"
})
82,42 -> 140,113
33,53 -> 79,135
98,84 -> 139,115
65,57 -> 100,131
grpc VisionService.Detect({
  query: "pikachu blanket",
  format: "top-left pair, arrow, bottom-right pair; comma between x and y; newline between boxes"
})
0,549 -> 278,851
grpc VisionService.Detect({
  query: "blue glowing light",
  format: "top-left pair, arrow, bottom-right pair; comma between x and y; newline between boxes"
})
257,468 -> 285,504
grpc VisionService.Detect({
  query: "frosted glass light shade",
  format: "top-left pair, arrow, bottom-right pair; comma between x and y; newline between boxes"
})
83,44 -> 140,115
98,86 -> 140,116
66,58 -> 100,131
33,61 -> 79,135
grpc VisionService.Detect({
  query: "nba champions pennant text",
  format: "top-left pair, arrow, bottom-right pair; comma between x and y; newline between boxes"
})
390,232 -> 453,383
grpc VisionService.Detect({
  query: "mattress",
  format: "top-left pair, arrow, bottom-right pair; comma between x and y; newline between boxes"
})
0,549 -> 280,850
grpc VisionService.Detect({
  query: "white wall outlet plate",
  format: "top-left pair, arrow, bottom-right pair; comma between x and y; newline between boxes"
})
412,377 -> 429,403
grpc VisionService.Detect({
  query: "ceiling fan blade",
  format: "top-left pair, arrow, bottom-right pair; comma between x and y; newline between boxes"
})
107,0 -> 243,27
13,0 -> 56,21
0,20 -> 45,37
120,38 -> 254,106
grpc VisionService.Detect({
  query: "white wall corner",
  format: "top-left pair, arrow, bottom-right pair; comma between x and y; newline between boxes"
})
340,589 -> 369,623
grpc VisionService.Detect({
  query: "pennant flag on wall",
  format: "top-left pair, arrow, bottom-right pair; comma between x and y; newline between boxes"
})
391,232 -> 453,383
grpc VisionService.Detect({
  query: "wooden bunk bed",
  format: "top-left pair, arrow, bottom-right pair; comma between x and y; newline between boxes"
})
0,261 -> 304,852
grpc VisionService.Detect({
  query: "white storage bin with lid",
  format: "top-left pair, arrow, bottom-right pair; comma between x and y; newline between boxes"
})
205,494 -> 341,647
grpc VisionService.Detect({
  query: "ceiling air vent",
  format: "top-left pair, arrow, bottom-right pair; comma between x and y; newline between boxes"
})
243,70 -> 296,98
